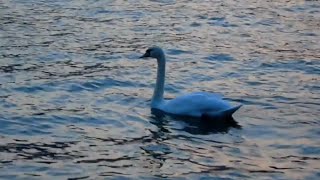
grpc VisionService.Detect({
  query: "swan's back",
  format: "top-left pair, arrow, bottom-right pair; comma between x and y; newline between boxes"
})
160,92 -> 233,117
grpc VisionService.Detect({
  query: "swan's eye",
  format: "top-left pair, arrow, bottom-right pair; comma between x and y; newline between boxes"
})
146,49 -> 151,54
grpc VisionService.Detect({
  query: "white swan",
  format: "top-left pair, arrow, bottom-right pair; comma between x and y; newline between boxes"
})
140,46 -> 242,119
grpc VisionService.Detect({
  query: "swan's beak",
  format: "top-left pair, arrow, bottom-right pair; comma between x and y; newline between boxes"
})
139,52 -> 150,58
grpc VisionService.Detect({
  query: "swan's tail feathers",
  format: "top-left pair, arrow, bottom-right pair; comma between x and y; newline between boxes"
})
202,105 -> 242,120
223,104 -> 242,117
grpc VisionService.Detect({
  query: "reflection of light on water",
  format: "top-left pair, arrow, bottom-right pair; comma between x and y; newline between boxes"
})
0,0 -> 319,179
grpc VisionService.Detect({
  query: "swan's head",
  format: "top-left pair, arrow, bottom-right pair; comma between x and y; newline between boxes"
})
140,46 -> 165,59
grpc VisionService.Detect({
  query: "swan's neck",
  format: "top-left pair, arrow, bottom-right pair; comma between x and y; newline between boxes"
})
151,55 -> 166,108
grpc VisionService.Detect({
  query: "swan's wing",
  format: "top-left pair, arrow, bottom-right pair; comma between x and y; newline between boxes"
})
162,93 -> 231,117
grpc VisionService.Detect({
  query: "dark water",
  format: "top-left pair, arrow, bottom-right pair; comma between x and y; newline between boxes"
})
1,0 -> 319,179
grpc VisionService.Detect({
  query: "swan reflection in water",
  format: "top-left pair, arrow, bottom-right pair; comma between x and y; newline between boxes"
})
139,108 -> 241,172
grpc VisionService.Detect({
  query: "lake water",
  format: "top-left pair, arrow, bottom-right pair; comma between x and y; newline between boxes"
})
0,0 -> 319,179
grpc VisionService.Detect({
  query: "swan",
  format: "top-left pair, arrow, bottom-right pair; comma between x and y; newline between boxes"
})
140,46 -> 242,119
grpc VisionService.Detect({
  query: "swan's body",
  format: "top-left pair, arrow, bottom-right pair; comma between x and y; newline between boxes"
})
140,47 -> 241,119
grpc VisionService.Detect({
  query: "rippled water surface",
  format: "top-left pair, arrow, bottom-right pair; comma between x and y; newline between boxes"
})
1,0 -> 320,179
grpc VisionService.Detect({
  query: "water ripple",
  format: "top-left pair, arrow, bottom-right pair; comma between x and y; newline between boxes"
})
0,0 -> 319,179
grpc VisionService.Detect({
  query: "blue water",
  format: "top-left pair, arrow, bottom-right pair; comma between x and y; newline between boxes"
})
1,0 -> 319,179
